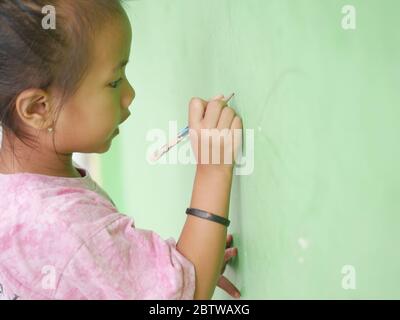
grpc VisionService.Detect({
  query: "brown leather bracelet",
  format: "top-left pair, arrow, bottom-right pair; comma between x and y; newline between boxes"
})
186,208 -> 230,227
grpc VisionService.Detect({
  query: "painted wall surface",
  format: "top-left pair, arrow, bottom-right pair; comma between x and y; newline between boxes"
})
100,0 -> 400,299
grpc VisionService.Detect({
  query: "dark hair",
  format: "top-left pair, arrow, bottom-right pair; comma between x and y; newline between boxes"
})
0,0 -> 125,153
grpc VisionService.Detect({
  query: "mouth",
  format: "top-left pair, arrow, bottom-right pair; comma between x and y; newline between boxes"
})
120,112 -> 131,125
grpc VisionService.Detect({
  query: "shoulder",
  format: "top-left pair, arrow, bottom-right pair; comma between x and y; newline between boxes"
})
0,177 -> 129,299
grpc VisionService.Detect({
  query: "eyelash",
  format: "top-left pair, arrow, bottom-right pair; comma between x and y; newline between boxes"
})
109,77 -> 123,89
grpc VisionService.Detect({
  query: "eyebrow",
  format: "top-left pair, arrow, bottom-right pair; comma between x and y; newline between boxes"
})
113,59 -> 129,72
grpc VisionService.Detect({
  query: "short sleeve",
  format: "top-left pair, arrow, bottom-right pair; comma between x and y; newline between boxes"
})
55,217 -> 196,300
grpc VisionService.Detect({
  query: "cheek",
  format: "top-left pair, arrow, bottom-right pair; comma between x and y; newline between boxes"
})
90,108 -> 120,140
55,98 -> 120,146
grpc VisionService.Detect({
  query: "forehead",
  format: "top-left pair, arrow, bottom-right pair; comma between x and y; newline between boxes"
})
90,14 -> 132,72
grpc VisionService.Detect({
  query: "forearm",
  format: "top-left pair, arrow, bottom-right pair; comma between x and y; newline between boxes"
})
177,166 -> 233,300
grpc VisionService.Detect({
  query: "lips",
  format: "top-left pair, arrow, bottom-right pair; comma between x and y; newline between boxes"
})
120,111 -> 131,125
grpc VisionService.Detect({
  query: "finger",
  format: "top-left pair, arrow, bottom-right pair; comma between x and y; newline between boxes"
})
209,94 -> 225,101
226,234 -> 233,248
231,115 -> 243,130
217,107 -> 236,130
231,116 -> 243,163
224,247 -> 238,263
188,97 -> 208,127
231,116 -> 243,140
203,99 -> 227,128
217,275 -> 241,299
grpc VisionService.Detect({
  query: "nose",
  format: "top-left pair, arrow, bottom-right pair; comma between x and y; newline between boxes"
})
120,81 -> 135,125
123,81 -> 135,109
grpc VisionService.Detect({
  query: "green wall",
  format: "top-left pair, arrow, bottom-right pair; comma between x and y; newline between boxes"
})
100,0 -> 400,299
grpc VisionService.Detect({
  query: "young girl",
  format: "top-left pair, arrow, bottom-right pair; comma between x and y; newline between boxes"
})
0,0 -> 242,300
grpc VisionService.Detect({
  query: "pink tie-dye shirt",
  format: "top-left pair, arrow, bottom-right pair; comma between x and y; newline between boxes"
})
0,163 -> 195,300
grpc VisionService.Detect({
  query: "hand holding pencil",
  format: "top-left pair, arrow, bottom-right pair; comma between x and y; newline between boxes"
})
188,93 -> 242,169
152,93 -> 242,167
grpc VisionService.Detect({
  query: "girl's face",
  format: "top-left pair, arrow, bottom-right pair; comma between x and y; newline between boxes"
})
53,11 -> 135,154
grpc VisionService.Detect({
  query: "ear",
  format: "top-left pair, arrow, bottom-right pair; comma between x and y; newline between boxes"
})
15,88 -> 54,130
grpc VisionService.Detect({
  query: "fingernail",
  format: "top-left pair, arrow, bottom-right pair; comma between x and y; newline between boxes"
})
235,292 -> 241,298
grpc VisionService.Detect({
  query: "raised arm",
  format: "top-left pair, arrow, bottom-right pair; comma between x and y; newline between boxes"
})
177,95 -> 242,299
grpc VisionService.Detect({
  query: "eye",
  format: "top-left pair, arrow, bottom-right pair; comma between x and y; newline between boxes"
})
109,77 -> 123,89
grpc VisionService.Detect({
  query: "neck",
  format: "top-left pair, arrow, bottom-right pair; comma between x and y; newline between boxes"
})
0,130 -> 81,178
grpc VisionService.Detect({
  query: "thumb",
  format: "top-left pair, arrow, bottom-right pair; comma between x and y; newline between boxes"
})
188,97 -> 208,127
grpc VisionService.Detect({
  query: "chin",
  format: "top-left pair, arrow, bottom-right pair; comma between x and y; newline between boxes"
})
88,132 -> 119,154
98,141 -> 113,153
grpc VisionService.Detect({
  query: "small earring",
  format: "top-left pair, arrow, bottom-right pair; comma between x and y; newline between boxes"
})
48,127 -> 54,133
